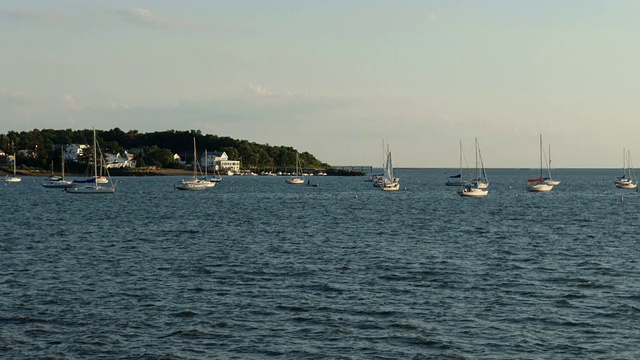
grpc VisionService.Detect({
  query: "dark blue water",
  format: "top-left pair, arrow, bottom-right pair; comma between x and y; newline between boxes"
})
2,169 -> 640,359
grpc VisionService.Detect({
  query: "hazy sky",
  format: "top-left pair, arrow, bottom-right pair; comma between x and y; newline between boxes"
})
2,1 -> 640,168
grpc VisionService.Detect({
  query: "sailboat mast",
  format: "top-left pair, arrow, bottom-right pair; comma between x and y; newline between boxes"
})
475,138 -> 479,180
61,146 -> 65,179
459,140 -> 463,176
539,134 -> 543,179
193,137 -> 197,180
93,128 -> 98,187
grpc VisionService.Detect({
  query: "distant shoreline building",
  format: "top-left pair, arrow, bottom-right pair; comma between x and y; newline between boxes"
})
201,151 -> 240,172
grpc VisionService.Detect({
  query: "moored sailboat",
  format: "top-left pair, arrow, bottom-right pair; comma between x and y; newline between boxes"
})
543,145 -> 561,186
380,146 -> 399,191
43,147 -> 74,188
66,128 -> 116,194
527,134 -> 554,193
176,138 -> 209,191
614,148 -> 637,189
286,153 -> 305,184
4,151 -> 22,183
458,138 -> 488,197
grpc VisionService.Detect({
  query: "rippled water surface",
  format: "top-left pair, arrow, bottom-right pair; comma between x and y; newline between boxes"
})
2,169 -> 640,359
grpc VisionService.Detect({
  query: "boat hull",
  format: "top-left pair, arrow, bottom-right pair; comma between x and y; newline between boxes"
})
615,182 -> 638,189
457,188 -> 488,197
380,182 -> 400,191
43,180 -> 74,188
286,178 -> 305,184
527,183 -> 554,192
4,176 -> 22,183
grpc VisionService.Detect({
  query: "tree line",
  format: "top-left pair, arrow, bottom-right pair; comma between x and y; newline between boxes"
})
0,128 -> 328,170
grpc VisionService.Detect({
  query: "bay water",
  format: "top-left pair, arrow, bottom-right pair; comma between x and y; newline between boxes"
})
1,169 -> 639,359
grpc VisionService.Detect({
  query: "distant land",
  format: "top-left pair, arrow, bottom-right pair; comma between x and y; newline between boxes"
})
0,128 -> 334,174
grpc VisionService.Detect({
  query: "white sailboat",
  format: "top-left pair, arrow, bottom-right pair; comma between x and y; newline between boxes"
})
286,153 -> 305,184
380,146 -> 400,191
66,128 -> 116,194
458,138 -> 488,197
176,138 -> 209,191
543,145 -> 561,186
43,147 -> 73,188
201,150 -> 216,188
614,148 -> 637,189
527,134 -> 554,192
4,151 -> 22,183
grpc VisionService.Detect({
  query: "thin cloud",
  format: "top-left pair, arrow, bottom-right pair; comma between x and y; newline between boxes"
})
124,7 -> 191,29
0,8 -> 73,24
247,83 -> 273,96
64,95 -> 78,110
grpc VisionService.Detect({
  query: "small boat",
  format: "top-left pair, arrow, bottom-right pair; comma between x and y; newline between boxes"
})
4,149 -> 22,183
286,153 -> 305,184
457,182 -> 488,197
380,145 -> 400,191
43,147 -> 74,188
458,138 -> 488,197
176,138 -> 210,191
542,144 -> 561,186
614,148 -> 637,189
527,134 -> 554,192
66,128 -> 116,194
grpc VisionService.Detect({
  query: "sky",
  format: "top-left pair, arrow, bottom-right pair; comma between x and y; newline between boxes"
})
2,0 -> 640,168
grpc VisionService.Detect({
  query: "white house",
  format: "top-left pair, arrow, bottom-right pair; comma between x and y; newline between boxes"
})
104,151 -> 137,168
65,144 -> 89,161
201,151 -> 240,171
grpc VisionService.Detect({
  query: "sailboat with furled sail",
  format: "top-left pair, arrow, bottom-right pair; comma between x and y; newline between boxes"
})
43,147 -> 73,188
458,138 -> 488,197
175,137 -> 209,191
614,148 -> 637,189
66,128 -> 116,194
526,134 -> 554,192
543,144 -> 561,186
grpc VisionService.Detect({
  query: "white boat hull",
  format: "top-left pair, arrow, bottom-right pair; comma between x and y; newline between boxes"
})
527,183 -> 554,192
615,182 -> 638,189
380,182 -> 400,191
457,188 -> 488,197
543,179 -> 561,186
286,178 -> 305,184
4,176 -> 22,183
175,183 -> 208,191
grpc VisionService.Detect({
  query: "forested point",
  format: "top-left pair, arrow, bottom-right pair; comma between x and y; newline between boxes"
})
0,128 -> 329,171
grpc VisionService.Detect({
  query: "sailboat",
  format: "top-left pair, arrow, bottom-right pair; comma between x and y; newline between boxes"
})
201,150 -> 216,188
66,128 -> 116,194
543,145 -> 561,186
526,134 -> 554,192
43,147 -> 73,188
4,151 -> 22,183
458,138 -> 488,197
614,148 -> 637,189
176,138 -> 209,191
380,146 -> 400,191
446,141 -> 471,186
286,153 -> 305,184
